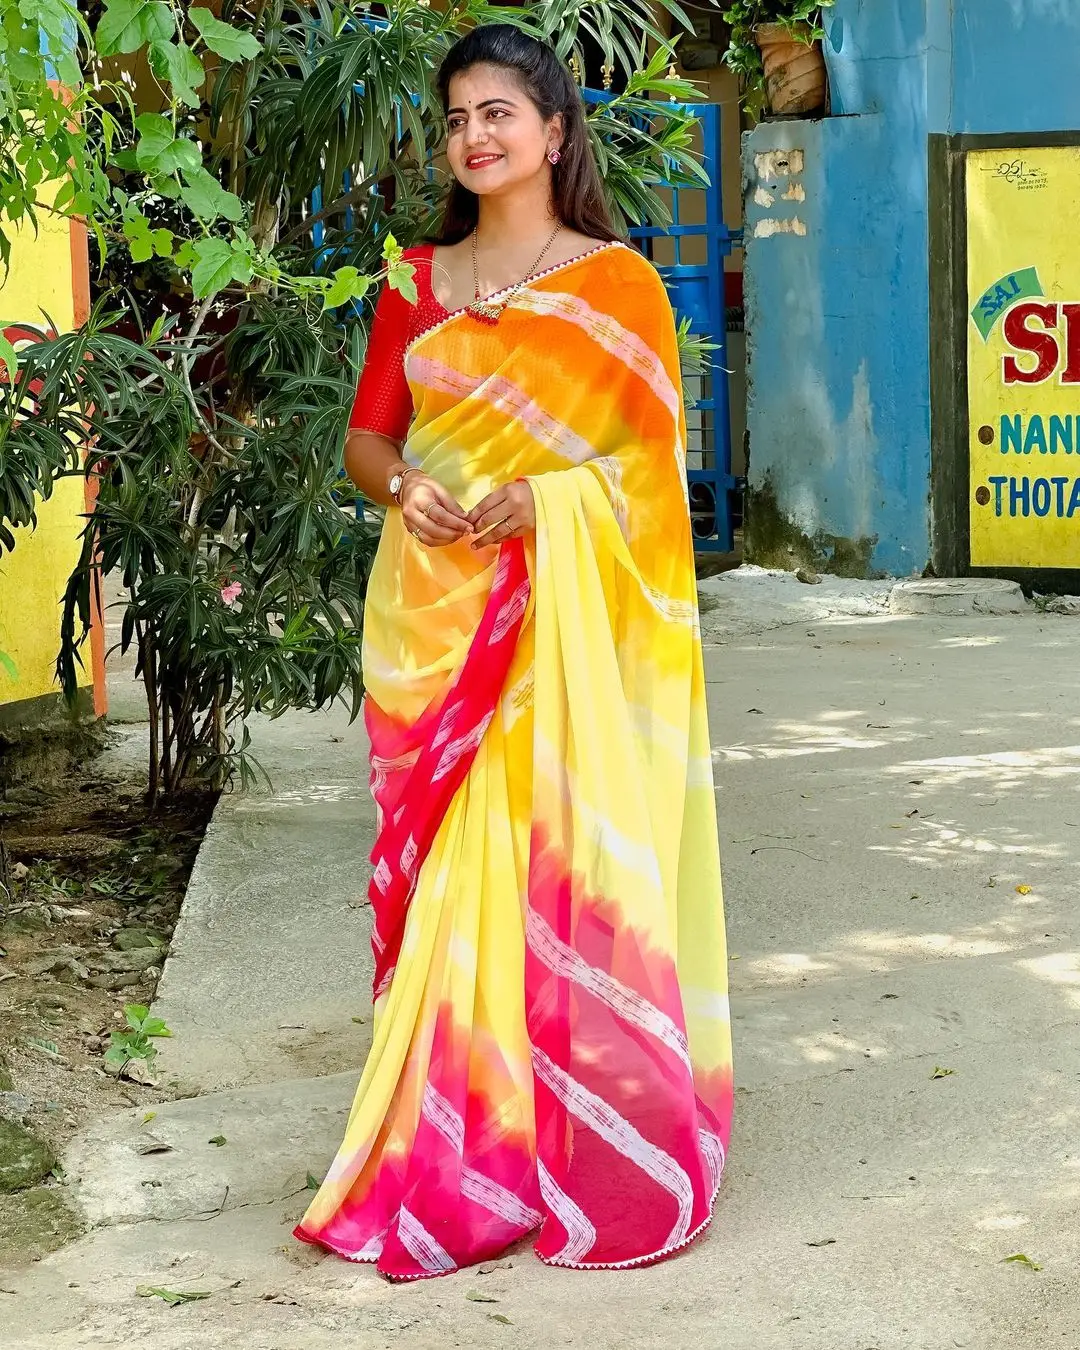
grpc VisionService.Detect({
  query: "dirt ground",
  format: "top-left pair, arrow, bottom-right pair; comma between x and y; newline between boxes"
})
0,741 -> 215,1266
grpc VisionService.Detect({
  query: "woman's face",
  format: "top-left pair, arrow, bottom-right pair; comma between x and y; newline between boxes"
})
445,64 -> 562,200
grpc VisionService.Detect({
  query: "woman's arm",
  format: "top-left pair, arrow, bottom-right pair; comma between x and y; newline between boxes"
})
345,429 -> 472,546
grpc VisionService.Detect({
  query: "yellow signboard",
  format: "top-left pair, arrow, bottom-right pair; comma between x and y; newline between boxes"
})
967,145 -> 1080,569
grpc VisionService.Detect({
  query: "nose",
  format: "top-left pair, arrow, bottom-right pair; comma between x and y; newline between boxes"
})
462,114 -> 488,147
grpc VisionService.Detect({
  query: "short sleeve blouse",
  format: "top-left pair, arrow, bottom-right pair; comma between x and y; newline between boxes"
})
348,245 -> 446,443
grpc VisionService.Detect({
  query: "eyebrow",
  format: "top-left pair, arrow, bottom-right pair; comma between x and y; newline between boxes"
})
446,97 -> 519,115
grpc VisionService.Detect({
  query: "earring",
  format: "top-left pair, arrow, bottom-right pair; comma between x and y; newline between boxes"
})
547,148 -> 561,165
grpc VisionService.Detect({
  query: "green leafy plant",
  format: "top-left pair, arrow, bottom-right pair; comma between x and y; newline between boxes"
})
722,0 -> 835,117
103,1003 -> 172,1072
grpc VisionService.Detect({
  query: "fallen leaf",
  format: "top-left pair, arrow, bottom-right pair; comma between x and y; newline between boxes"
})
479,1259 -> 513,1274
867,723 -> 890,730
488,1313 -> 514,1325
931,1066 -> 955,1079
306,1173 -> 322,1191
1016,884 -> 1033,895
208,1135 -> 227,1147
806,1238 -> 836,1247
142,1112 -> 157,1124
351,1016 -> 366,1024
881,993 -> 899,1000
278,1023 -> 306,1030
262,1291 -> 300,1305
136,1286 -> 212,1306
906,809 -> 919,818
467,1289 -> 499,1303
1002,1253 -> 1042,1271
746,708 -> 764,715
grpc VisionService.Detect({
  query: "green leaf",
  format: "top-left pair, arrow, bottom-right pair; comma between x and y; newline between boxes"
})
134,114 -> 201,176
188,237 -> 251,298
381,232 -> 403,267
151,228 -> 174,259
173,240 -> 197,270
188,6 -> 261,62
97,0 -> 172,56
0,333 -> 19,383
1003,1253 -> 1042,1271
387,262 -> 417,306
123,212 -> 155,263
930,1066 -> 955,1080
148,40 -> 205,108
488,1314 -> 514,1325
136,1286 -> 212,1306
188,238 -> 234,297
466,1290 -> 499,1303
208,1135 -> 226,1147
179,166 -> 243,223
124,1003 -> 150,1029
321,266 -> 372,312
306,1172 -> 321,1190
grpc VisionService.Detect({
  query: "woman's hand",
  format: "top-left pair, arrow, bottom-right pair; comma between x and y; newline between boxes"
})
400,473 -> 472,548
467,481 -> 536,551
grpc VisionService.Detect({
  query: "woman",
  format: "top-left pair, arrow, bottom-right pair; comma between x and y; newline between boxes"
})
295,25 -> 733,1280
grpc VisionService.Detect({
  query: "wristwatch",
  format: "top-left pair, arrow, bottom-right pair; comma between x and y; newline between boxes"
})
388,467 -> 418,504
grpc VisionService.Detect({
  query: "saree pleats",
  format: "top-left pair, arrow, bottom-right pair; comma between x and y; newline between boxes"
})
295,242 -> 733,1278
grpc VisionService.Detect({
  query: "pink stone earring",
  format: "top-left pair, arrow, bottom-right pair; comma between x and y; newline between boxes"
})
547,148 -> 561,165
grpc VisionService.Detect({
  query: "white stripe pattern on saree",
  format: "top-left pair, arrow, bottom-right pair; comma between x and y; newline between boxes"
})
537,1159 -> 597,1265
397,1205 -> 456,1274
531,1047 -> 695,1250
526,907 -> 693,1075
422,1084 -> 542,1232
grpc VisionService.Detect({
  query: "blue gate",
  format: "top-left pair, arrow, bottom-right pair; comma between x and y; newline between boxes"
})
594,96 -> 740,553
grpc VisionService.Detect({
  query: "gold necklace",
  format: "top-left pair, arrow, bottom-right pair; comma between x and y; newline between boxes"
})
469,223 -> 562,324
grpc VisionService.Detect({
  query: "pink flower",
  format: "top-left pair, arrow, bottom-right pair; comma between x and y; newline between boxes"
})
220,581 -> 243,606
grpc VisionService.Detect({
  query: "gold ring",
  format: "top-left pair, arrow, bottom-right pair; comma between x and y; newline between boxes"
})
425,503 -> 436,518
411,527 -> 423,542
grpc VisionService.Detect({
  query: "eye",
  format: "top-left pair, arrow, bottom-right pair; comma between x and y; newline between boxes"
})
487,107 -> 509,119
447,116 -> 465,131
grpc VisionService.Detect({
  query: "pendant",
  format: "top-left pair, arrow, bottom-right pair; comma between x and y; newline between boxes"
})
468,298 -> 505,324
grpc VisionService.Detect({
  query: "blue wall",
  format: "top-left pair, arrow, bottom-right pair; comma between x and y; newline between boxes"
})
743,0 -> 1080,576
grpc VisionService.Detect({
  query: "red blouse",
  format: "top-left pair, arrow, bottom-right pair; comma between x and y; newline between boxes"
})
348,245 -> 446,443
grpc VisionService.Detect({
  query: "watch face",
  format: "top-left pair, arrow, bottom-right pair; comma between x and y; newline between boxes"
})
389,473 -> 403,498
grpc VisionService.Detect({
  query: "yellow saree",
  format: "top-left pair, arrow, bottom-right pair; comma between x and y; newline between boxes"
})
295,240 -> 733,1279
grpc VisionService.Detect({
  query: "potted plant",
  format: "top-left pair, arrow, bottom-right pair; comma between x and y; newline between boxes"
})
722,1 -> 835,119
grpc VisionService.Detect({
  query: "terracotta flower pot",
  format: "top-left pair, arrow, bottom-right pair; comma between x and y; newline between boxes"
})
754,21 -> 827,116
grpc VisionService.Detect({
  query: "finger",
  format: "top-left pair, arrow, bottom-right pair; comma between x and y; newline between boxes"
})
411,517 -> 463,544
423,501 -> 470,534
467,492 -> 507,527
471,518 -> 513,550
430,486 -> 472,523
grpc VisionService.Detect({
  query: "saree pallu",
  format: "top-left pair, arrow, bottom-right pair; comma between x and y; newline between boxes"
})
295,241 -> 733,1279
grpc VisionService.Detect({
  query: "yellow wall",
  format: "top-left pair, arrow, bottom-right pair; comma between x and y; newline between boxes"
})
0,207 -> 93,709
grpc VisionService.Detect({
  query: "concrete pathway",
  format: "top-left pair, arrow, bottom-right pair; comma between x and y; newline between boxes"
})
4,582 -> 1080,1349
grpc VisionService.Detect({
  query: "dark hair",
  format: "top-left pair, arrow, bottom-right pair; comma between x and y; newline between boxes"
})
435,25 -> 620,245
